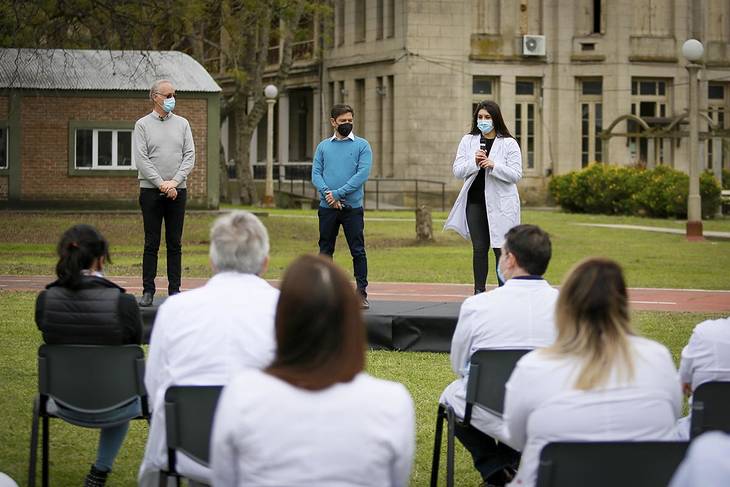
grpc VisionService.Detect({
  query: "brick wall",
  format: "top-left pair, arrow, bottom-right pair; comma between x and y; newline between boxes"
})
19,93 -> 209,206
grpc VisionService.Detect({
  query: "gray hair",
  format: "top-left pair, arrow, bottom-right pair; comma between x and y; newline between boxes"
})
209,211 -> 270,275
149,79 -> 173,101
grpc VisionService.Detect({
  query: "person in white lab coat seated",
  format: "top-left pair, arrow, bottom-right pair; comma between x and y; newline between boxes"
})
675,316 -> 730,439
138,211 -> 280,487
444,99 -> 522,294
439,224 -> 558,486
503,258 -> 682,487
669,431 -> 730,487
210,254 -> 416,487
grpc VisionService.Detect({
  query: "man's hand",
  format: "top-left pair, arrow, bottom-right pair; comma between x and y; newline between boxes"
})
325,191 -> 342,209
159,180 -> 178,193
165,188 -> 178,200
682,382 -> 692,397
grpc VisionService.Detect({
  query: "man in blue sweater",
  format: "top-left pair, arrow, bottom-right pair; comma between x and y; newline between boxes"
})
311,104 -> 373,309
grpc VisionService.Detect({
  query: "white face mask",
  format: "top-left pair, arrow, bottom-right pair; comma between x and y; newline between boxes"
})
477,119 -> 493,133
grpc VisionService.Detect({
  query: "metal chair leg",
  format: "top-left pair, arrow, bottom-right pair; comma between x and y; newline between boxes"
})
430,404 -> 446,487
41,414 -> 49,487
446,406 -> 456,487
28,396 -> 40,487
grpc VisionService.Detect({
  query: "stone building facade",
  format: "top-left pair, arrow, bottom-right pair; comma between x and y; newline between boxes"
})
245,0 -> 730,205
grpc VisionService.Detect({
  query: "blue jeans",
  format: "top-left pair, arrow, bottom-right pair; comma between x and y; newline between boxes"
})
49,398 -> 142,472
317,206 -> 368,293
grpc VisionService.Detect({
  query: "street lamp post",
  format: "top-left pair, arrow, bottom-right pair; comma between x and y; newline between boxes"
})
263,84 -> 278,208
682,39 -> 704,240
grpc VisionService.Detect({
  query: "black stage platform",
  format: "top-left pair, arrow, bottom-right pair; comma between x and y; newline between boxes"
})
141,299 -> 460,353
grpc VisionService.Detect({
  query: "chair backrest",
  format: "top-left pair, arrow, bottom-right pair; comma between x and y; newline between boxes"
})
164,385 -> 223,469
691,381 -> 730,439
464,348 -> 530,421
536,441 -> 689,487
38,344 -> 146,413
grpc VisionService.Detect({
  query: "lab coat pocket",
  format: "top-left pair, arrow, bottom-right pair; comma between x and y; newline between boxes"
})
499,195 -> 519,219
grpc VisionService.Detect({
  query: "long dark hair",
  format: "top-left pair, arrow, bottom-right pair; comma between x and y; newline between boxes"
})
55,224 -> 111,289
469,100 -> 513,138
266,254 -> 365,390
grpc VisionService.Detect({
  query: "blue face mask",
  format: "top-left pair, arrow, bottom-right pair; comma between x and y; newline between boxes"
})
477,119 -> 493,133
163,97 -> 176,113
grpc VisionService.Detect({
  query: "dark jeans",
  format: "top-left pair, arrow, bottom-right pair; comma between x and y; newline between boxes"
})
455,423 -> 520,482
466,201 -> 503,293
139,188 -> 187,295
317,206 -> 368,294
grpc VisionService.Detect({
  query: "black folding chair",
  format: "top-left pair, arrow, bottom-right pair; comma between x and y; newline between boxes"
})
160,385 -> 223,487
28,344 -> 149,487
536,441 -> 689,487
690,381 -> 730,439
430,349 -> 530,487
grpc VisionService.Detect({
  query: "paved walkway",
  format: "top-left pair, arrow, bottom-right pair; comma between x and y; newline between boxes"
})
572,223 -> 730,240
2,275 -> 729,313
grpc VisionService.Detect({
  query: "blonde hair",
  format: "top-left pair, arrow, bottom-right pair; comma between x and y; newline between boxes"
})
548,257 -> 636,390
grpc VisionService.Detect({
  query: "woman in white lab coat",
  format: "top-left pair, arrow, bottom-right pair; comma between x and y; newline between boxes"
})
503,258 -> 682,487
444,100 -> 522,294
210,255 -> 415,487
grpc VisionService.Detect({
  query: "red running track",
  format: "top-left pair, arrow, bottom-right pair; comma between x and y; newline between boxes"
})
1,276 -> 729,313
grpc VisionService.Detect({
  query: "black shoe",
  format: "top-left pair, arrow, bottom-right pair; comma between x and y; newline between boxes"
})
358,291 -> 370,310
168,290 -> 180,296
139,292 -> 154,307
84,465 -> 108,487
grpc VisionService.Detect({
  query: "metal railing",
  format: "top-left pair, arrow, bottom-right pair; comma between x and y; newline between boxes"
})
250,161 -> 447,211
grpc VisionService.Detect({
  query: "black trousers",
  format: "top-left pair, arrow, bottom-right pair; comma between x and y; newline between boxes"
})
455,423 -> 520,482
139,188 -> 187,295
317,206 -> 368,294
466,200 -> 503,294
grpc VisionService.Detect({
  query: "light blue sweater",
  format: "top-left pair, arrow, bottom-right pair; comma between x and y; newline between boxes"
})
311,135 -> 372,208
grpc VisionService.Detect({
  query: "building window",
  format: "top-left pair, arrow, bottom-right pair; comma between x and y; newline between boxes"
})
74,128 -> 134,170
630,78 -> 670,165
515,79 -> 540,170
472,77 -> 499,125
580,78 -> 603,167
0,126 -> 7,169
355,0 -> 366,42
336,0 -> 345,46
386,0 -> 395,38
707,83 -> 728,171
376,0 -> 384,40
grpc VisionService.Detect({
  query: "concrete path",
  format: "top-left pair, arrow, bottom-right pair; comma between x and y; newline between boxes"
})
572,223 -> 730,240
2,275 -> 729,313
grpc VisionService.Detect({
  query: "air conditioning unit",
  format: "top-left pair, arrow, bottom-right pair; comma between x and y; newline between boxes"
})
523,35 -> 546,56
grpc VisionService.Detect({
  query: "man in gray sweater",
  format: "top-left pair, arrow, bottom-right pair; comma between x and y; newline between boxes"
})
134,79 -> 195,307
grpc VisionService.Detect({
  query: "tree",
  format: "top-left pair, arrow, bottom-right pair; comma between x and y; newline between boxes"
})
0,0 -> 328,205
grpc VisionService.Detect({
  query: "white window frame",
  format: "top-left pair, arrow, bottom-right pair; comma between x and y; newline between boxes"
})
629,78 -> 671,166
579,78 -> 603,167
515,78 -> 541,173
74,128 -> 135,170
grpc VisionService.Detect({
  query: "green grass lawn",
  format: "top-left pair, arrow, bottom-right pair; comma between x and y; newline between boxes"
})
1,208 -> 729,289
0,291 -> 725,486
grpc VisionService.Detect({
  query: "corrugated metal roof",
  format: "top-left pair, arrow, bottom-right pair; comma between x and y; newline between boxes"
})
0,48 -> 221,92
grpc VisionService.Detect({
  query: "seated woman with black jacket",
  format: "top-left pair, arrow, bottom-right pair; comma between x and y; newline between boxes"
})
35,224 -> 143,487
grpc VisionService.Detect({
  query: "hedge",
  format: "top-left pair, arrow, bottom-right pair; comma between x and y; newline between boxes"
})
548,164 -> 722,218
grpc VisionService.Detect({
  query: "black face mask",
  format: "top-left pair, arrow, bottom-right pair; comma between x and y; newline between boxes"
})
336,123 -> 353,137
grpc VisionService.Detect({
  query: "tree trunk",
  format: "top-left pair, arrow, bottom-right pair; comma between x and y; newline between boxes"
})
235,103 -> 259,205
416,205 -> 434,241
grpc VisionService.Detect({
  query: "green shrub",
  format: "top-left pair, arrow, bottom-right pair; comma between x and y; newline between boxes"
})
548,163 -> 644,214
549,164 -> 721,218
723,168 -> 730,190
701,170 -> 722,217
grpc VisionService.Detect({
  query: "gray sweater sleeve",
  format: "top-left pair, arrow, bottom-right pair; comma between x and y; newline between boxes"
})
173,121 -> 195,185
134,121 -> 164,188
